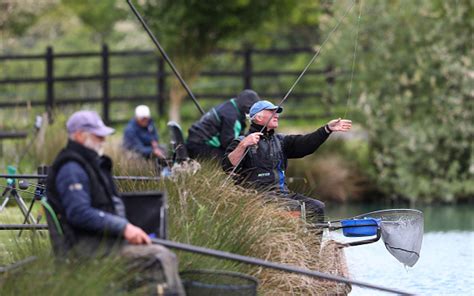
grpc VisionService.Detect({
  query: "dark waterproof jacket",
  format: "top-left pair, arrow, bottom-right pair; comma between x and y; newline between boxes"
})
46,141 -> 124,257
187,99 -> 245,150
223,123 -> 331,193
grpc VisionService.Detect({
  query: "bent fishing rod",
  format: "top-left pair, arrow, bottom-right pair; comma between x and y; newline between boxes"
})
126,0 -> 205,115
226,0 -> 357,180
151,237 -> 413,295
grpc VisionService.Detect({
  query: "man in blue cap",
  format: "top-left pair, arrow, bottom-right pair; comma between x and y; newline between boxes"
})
223,101 -> 352,228
46,110 -> 184,294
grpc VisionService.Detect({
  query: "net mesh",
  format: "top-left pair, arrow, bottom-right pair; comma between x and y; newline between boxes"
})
180,269 -> 258,296
355,209 -> 424,267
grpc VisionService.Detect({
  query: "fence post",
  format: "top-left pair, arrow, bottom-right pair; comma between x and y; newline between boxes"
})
45,46 -> 54,123
157,56 -> 165,117
243,48 -> 253,89
101,44 -> 110,124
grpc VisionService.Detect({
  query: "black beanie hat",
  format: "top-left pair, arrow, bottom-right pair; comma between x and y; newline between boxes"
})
236,89 -> 260,114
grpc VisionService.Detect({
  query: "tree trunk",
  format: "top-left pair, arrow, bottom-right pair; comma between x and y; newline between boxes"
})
169,79 -> 186,123
167,59 -> 201,123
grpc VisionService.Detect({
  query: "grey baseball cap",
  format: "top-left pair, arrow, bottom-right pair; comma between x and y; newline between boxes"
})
66,110 -> 115,137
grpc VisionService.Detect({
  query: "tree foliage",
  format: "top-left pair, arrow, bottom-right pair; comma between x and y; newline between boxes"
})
138,0 -> 319,121
141,0 -> 295,58
324,0 -> 473,202
62,0 -> 127,42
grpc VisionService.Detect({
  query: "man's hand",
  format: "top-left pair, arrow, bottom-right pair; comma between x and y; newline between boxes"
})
241,132 -> 263,148
153,148 -> 166,159
227,132 -> 263,166
123,223 -> 151,245
327,118 -> 352,132
152,141 -> 166,159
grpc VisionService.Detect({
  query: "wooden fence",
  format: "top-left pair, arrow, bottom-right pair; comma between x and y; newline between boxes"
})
0,45 -> 339,124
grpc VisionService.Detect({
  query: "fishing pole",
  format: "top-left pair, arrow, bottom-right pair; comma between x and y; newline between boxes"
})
225,0 -> 357,180
0,224 -> 48,230
0,174 -> 161,181
151,237 -> 414,295
126,0 -> 205,115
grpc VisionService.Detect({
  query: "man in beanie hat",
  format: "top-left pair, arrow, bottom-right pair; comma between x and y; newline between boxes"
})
223,101 -> 352,233
46,110 -> 184,294
186,89 -> 260,160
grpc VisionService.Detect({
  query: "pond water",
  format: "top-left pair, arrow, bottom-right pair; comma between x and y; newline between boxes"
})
325,204 -> 474,295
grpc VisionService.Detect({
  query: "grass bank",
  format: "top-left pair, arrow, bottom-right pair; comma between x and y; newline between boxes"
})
0,122 -> 351,294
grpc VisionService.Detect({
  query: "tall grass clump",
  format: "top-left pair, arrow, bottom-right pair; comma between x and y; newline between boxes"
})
111,141 -> 350,294
0,121 -> 351,295
0,209 -> 132,296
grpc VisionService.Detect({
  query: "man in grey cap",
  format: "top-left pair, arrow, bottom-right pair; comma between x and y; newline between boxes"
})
46,110 -> 184,295
223,101 -> 352,236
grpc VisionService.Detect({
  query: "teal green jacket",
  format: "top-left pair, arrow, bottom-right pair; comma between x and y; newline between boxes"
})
187,99 -> 246,150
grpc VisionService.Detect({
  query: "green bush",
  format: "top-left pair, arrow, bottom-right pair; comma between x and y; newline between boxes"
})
322,0 -> 473,203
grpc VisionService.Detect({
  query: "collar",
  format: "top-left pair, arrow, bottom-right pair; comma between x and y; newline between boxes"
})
249,122 -> 275,137
66,140 -> 99,161
133,118 -> 152,130
230,98 -> 242,116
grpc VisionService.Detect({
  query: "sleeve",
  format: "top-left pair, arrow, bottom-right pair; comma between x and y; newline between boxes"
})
150,121 -> 159,142
283,126 -> 330,159
123,126 -> 153,157
219,115 -> 240,150
221,138 -> 242,172
55,162 -> 128,236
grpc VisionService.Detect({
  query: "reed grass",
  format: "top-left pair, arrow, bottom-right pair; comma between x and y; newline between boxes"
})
0,118 -> 351,295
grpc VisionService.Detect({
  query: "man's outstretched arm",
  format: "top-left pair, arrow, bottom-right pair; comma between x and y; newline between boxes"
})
284,119 -> 352,158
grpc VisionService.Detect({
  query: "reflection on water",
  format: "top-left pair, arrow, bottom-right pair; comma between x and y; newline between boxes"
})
325,204 -> 474,295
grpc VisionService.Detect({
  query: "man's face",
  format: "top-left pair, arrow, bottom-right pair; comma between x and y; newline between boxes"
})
136,117 -> 150,127
254,109 -> 279,130
76,132 -> 106,156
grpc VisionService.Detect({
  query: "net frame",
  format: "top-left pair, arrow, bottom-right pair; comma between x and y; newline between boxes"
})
354,209 -> 424,267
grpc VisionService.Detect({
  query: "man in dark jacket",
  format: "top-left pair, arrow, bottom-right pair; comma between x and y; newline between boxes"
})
186,89 -> 260,160
222,101 -> 352,225
46,110 -> 184,294
123,105 -> 166,159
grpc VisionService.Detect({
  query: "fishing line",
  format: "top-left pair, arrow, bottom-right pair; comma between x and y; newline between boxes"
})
224,0 -> 357,184
343,0 -> 363,118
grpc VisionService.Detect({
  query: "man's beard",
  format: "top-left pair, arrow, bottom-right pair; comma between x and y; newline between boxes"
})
83,134 -> 105,156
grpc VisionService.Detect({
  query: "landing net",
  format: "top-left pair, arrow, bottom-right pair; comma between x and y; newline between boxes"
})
355,209 -> 424,267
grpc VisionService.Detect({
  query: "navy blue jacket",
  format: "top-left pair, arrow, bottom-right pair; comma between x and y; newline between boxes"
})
55,160 -> 128,236
123,118 -> 159,158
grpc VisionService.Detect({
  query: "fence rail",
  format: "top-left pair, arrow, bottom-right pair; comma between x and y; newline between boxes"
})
0,45 -> 339,124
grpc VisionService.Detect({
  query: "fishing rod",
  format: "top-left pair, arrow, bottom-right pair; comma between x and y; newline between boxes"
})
0,174 -> 161,181
151,237 -> 414,295
126,0 -> 205,115
226,0 -> 357,180
0,224 -> 48,230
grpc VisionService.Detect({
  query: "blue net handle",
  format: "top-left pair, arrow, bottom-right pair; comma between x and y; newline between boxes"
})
341,218 -> 381,237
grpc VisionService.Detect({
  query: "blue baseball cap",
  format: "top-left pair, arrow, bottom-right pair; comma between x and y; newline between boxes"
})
66,110 -> 115,137
249,100 -> 283,118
